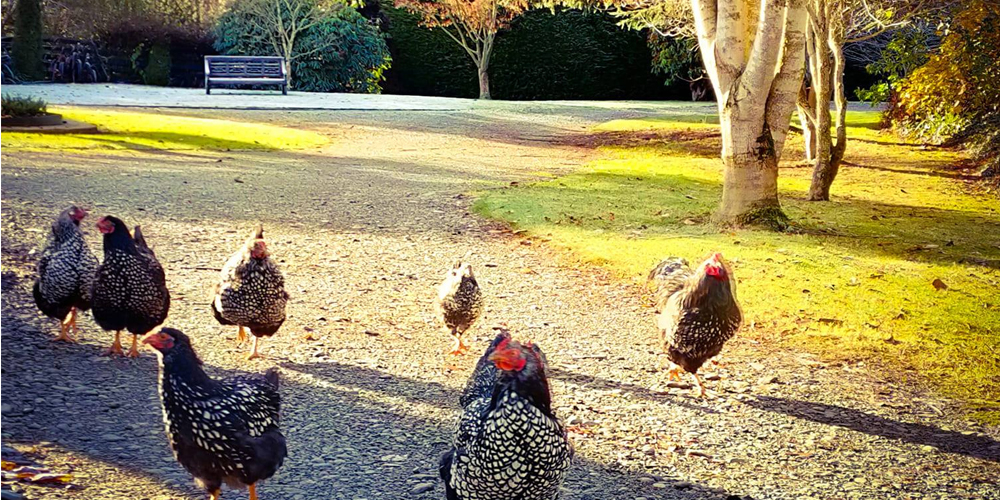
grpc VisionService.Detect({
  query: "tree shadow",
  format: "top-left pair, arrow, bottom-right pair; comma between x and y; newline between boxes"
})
744,396 -> 1000,463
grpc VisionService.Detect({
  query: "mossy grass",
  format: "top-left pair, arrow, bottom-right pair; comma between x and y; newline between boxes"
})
1,107 -> 327,152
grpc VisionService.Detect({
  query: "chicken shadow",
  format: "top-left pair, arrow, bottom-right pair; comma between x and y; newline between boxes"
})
744,395 -> 1000,463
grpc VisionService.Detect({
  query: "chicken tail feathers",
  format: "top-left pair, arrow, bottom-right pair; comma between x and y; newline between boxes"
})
211,298 -> 236,326
264,368 -> 280,389
439,449 -> 459,500
133,225 -> 148,249
648,257 -> 691,283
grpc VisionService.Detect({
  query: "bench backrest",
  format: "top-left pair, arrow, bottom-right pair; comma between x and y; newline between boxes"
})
205,56 -> 285,78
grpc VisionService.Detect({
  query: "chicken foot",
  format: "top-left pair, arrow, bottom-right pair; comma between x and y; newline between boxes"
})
692,373 -> 707,398
246,336 -> 263,360
127,334 -> 141,358
446,330 -> 468,355
104,331 -> 124,356
55,308 -> 77,342
249,483 -> 258,500
236,325 -> 248,344
208,490 -> 220,500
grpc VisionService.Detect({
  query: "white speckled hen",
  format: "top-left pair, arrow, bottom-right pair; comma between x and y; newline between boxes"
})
435,262 -> 483,355
211,225 -> 288,360
656,253 -> 742,396
33,206 -> 99,342
440,331 -> 573,500
91,216 -> 170,357
142,328 -> 287,500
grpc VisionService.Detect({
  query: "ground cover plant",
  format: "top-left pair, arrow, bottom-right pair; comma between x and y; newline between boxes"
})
0,107 -> 327,151
475,110 -> 1000,423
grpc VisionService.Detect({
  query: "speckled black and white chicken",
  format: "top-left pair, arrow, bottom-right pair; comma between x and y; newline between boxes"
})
435,262 -> 483,355
142,328 -> 287,500
655,253 -> 742,396
91,216 -> 170,357
33,206 -> 99,342
211,225 -> 288,360
440,330 -> 573,500
647,256 -> 690,313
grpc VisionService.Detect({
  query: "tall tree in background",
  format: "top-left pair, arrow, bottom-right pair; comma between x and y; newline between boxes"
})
799,0 -> 935,201
12,0 -> 44,80
395,0 -> 529,99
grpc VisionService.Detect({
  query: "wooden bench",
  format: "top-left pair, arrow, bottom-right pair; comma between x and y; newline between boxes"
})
204,56 -> 287,95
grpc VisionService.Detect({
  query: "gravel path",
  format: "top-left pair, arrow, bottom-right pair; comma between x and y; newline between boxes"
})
2,105 -> 998,500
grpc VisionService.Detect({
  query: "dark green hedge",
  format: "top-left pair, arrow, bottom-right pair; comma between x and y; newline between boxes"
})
380,4 -> 684,100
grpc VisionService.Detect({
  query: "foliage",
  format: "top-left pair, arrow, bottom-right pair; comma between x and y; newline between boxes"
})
214,0 -> 391,92
490,9 -> 673,100
854,28 -> 932,106
132,42 -> 172,86
43,0 -> 229,38
896,0 -> 999,175
646,32 -> 703,86
12,0 -> 44,80
394,0 -> 530,98
1,94 -> 47,116
1,107 -> 328,151
474,111 -> 1000,418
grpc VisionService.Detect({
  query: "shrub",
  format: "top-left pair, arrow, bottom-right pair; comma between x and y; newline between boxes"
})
99,15 -> 214,86
2,95 -> 48,117
214,1 -> 392,93
896,0 -> 999,176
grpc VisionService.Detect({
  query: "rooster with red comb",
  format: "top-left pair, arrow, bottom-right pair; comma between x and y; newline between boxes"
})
440,329 -> 572,500
654,253 -> 742,396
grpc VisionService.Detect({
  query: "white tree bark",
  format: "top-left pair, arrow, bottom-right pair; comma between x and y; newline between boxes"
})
691,0 -> 808,227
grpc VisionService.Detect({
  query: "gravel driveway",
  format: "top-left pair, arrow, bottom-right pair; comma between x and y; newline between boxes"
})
1,103 -> 997,500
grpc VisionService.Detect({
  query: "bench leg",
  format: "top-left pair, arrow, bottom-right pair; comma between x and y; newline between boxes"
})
206,83 -> 211,95
282,84 -> 287,96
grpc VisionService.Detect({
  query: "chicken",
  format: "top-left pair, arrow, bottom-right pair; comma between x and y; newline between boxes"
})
33,206 -> 99,342
211,225 -> 288,360
142,328 -> 287,500
435,262 -> 483,355
440,331 -> 573,500
91,216 -> 170,357
655,253 -> 742,396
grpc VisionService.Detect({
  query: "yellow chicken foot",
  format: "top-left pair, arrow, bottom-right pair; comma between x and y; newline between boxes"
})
209,489 -> 220,500
665,364 -> 684,381
104,331 -> 124,356
126,334 -> 141,358
54,309 -> 76,342
246,336 -> 262,360
249,483 -> 258,500
236,326 -> 248,344
446,334 -> 464,355
692,373 -> 707,398
69,308 -> 80,338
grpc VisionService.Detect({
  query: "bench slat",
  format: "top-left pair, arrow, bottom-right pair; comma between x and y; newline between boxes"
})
204,55 -> 288,95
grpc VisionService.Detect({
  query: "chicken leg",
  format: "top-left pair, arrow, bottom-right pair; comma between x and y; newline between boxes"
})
692,373 -> 707,398
209,490 -> 220,500
104,331 -> 124,356
55,308 -> 77,342
246,336 -> 262,360
665,364 -> 684,381
236,325 -> 248,344
249,483 -> 258,500
127,334 -> 141,358
447,329 -> 468,355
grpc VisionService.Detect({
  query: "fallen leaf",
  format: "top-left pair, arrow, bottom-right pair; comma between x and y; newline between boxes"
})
932,278 -> 948,291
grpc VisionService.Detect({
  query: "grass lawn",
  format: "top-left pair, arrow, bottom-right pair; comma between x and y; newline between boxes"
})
1,107 -> 327,152
474,109 -> 1000,423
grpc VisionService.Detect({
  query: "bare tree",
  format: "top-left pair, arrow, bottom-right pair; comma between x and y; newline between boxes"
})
245,0 -> 336,86
798,0 -> 941,200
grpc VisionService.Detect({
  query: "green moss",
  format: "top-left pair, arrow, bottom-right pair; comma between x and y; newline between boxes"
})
1,107 -> 327,152
474,110 -> 1000,419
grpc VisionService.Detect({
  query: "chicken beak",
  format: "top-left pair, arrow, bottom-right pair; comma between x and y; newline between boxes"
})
140,331 -> 164,348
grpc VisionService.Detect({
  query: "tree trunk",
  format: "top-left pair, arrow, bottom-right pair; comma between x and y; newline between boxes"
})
716,112 -> 786,228
477,65 -> 491,100
808,25 -> 847,201
797,81 -> 818,161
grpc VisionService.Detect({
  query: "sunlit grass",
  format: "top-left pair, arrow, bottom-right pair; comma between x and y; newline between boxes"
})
475,111 -> 1000,422
1,107 -> 327,152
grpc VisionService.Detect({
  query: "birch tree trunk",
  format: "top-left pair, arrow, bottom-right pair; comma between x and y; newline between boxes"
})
805,0 -> 848,201
692,0 -> 808,228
